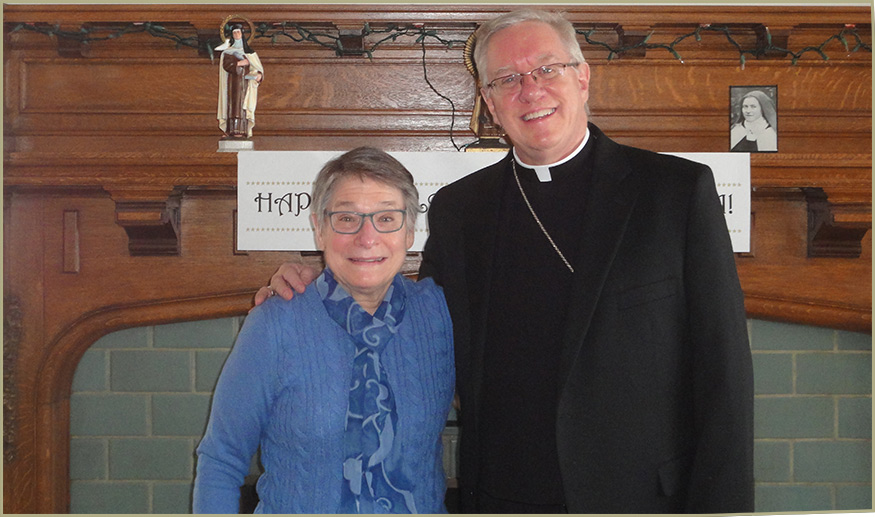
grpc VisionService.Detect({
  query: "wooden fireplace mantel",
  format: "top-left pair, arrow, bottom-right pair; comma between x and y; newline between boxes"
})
3,4 -> 871,513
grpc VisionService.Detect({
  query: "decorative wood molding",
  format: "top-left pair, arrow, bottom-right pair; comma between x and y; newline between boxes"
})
105,186 -> 184,256
54,23 -> 88,58
745,292 -> 871,333
33,290 -> 256,512
335,22 -> 366,57
3,295 -> 22,465
196,26 -> 219,59
804,187 -> 872,258
616,24 -> 649,58
754,24 -> 791,60
4,4 -> 869,29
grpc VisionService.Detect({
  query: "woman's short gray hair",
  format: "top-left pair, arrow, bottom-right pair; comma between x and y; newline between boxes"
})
311,146 -> 420,232
473,9 -> 586,85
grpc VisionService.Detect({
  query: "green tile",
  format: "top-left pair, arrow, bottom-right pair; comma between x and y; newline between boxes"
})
111,350 -> 191,392
836,485 -> 873,511
753,440 -> 790,482
754,484 -> 832,513
92,327 -> 150,349
153,394 -> 212,436
754,396 -> 834,438
70,438 -> 107,480
70,481 -> 149,513
837,330 -> 872,351
795,441 -> 872,483
153,481 -> 194,513
70,393 -> 148,436
154,317 -> 237,349
196,349 -> 231,392
838,397 -> 872,439
749,320 -> 835,351
797,353 -> 872,395
752,353 -> 793,394
72,349 -> 108,392
109,438 -> 194,480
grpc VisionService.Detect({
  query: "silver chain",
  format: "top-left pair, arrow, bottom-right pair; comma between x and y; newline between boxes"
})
511,160 -> 575,274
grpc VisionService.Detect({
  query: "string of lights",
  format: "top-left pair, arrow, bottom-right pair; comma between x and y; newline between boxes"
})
257,22 -> 467,59
9,21 -> 203,52
579,24 -> 872,67
9,21 -> 870,65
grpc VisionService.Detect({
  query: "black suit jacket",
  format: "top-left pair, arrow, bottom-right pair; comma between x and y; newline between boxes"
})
420,124 -> 754,514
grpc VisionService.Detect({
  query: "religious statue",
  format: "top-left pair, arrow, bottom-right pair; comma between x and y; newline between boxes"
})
216,18 -> 264,139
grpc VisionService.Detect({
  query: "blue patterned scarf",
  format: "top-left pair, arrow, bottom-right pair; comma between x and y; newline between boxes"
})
316,268 -> 417,513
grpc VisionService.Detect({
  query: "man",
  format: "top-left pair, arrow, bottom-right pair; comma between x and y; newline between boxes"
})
257,9 -> 753,514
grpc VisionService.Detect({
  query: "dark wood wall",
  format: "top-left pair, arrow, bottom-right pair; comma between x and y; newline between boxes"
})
3,4 -> 871,513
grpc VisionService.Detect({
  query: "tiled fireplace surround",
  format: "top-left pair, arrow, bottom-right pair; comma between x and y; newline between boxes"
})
69,317 -> 870,513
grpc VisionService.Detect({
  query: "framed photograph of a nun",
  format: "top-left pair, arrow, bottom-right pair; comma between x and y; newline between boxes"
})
729,86 -> 778,153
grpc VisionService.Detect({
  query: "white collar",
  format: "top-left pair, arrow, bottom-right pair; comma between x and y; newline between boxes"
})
513,129 -> 590,183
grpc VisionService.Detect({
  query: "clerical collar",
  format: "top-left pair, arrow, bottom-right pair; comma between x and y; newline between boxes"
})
513,129 -> 591,183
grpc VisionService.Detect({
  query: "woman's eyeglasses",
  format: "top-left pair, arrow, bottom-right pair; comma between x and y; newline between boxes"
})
327,210 -> 406,234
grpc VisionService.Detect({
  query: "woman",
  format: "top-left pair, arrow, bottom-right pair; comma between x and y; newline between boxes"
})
193,147 -> 455,513
730,90 -> 777,152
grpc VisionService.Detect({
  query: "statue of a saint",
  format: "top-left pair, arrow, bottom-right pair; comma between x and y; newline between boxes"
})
216,21 -> 264,139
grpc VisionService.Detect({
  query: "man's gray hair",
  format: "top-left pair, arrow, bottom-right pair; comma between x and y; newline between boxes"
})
311,146 -> 420,232
473,9 -> 586,85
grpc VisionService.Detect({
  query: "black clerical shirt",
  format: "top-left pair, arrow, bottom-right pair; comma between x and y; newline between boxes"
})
479,143 -> 594,508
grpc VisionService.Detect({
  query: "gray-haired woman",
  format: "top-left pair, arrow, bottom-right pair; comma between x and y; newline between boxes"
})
194,147 -> 455,513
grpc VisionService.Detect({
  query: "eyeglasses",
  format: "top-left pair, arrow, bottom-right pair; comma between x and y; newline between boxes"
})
327,210 -> 407,234
486,62 -> 578,93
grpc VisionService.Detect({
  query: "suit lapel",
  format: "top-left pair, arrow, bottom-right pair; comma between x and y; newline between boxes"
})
557,128 -> 643,393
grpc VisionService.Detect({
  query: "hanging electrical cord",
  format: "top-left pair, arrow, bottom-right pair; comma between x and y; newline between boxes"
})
419,37 -> 467,151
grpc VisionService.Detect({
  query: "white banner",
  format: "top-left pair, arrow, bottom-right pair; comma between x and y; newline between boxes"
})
237,150 -> 750,253
666,152 -> 751,253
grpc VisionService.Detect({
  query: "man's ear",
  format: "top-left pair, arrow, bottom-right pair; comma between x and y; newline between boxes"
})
576,62 -> 591,93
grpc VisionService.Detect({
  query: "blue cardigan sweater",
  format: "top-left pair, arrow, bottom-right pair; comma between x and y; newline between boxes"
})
193,275 -> 455,513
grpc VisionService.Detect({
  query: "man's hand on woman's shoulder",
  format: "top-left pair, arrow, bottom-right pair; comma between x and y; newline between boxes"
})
253,262 -> 322,306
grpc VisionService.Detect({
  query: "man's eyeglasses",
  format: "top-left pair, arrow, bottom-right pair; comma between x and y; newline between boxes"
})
327,210 -> 407,234
486,62 -> 578,93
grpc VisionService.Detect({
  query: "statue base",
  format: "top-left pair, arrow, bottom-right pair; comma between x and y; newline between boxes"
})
218,138 -> 255,152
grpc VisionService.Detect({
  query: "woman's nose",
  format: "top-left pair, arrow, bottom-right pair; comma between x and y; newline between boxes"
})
354,218 -> 379,247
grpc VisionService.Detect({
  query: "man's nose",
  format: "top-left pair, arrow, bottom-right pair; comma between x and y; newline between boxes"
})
518,74 -> 544,100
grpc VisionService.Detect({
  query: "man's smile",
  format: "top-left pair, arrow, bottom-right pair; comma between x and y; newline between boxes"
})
522,108 -> 556,122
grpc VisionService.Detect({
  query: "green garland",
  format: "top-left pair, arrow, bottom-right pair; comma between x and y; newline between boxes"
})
9,20 -> 871,66
581,24 -> 872,66
255,22 -> 467,58
9,21 -> 204,52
